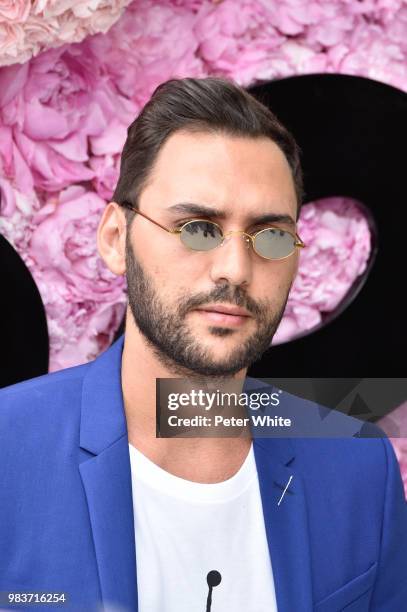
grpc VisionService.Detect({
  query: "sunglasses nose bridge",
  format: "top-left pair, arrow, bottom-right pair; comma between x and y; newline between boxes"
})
221,230 -> 252,249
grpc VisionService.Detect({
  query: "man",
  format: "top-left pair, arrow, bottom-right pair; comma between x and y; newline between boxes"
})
0,76 -> 406,612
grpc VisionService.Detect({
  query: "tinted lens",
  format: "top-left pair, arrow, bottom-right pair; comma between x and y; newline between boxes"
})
180,221 -> 223,251
254,228 -> 296,259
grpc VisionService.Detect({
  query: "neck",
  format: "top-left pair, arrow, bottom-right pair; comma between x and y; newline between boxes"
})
120,312 -> 252,483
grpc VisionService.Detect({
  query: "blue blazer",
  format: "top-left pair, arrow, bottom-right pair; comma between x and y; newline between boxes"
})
0,334 -> 406,612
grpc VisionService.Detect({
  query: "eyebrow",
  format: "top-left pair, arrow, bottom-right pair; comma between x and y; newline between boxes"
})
166,202 -> 296,228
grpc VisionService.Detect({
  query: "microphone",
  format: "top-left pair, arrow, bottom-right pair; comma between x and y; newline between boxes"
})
206,570 -> 222,612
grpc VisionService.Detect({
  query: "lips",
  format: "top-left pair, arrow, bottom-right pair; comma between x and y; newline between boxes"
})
196,305 -> 251,317
193,305 -> 251,328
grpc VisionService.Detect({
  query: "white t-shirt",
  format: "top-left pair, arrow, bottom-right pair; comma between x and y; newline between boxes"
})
128,442 -> 278,612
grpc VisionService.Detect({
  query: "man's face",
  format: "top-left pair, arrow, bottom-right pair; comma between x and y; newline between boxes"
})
125,130 -> 300,379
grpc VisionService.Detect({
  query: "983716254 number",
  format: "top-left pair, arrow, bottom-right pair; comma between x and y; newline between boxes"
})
0,592 -> 68,605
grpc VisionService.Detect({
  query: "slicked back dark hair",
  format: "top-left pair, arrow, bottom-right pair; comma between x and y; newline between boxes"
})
112,76 -> 304,228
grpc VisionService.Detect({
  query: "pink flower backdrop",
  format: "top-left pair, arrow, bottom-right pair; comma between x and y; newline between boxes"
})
0,0 -> 406,495
0,0 -> 133,67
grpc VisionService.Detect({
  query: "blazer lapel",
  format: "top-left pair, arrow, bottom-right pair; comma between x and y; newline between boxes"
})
242,374 -> 313,610
79,335 -> 138,612
253,435 -> 313,611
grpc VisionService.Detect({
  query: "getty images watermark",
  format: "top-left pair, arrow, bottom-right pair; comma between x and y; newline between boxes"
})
166,387 -> 290,428
156,378 -> 407,439
156,380 -> 288,438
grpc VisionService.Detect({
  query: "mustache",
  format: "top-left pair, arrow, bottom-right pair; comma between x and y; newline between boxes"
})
181,286 -> 262,318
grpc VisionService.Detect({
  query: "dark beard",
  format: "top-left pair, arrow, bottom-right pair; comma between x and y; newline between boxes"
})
125,232 -> 290,381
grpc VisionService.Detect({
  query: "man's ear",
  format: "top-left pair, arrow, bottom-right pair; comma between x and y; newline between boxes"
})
97,201 -> 127,275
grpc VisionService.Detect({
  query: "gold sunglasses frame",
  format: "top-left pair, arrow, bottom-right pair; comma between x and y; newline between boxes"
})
121,201 -> 306,261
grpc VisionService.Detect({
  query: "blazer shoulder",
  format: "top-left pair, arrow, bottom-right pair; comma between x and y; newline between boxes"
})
291,431 -> 392,500
1,359 -> 92,392
0,360 -> 92,421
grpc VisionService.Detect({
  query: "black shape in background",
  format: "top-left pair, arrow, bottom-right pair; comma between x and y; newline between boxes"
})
244,73 -> 407,377
0,233 -> 49,388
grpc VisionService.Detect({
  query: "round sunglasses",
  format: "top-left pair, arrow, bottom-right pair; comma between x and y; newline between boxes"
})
121,201 -> 306,261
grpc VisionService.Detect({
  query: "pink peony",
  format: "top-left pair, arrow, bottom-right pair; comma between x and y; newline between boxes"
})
86,0 -> 205,105
0,176 -> 40,262
193,0 -> 286,86
0,0 -> 133,68
0,2 -> 30,24
29,186 -> 127,370
89,154 -> 121,202
331,20 -> 407,92
0,43 -> 137,197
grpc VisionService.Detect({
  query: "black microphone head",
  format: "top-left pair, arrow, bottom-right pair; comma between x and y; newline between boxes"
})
207,570 -> 222,587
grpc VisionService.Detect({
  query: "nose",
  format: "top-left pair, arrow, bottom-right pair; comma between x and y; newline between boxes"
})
209,231 -> 253,287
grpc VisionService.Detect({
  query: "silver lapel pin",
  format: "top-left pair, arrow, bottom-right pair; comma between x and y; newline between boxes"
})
277,475 -> 293,506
